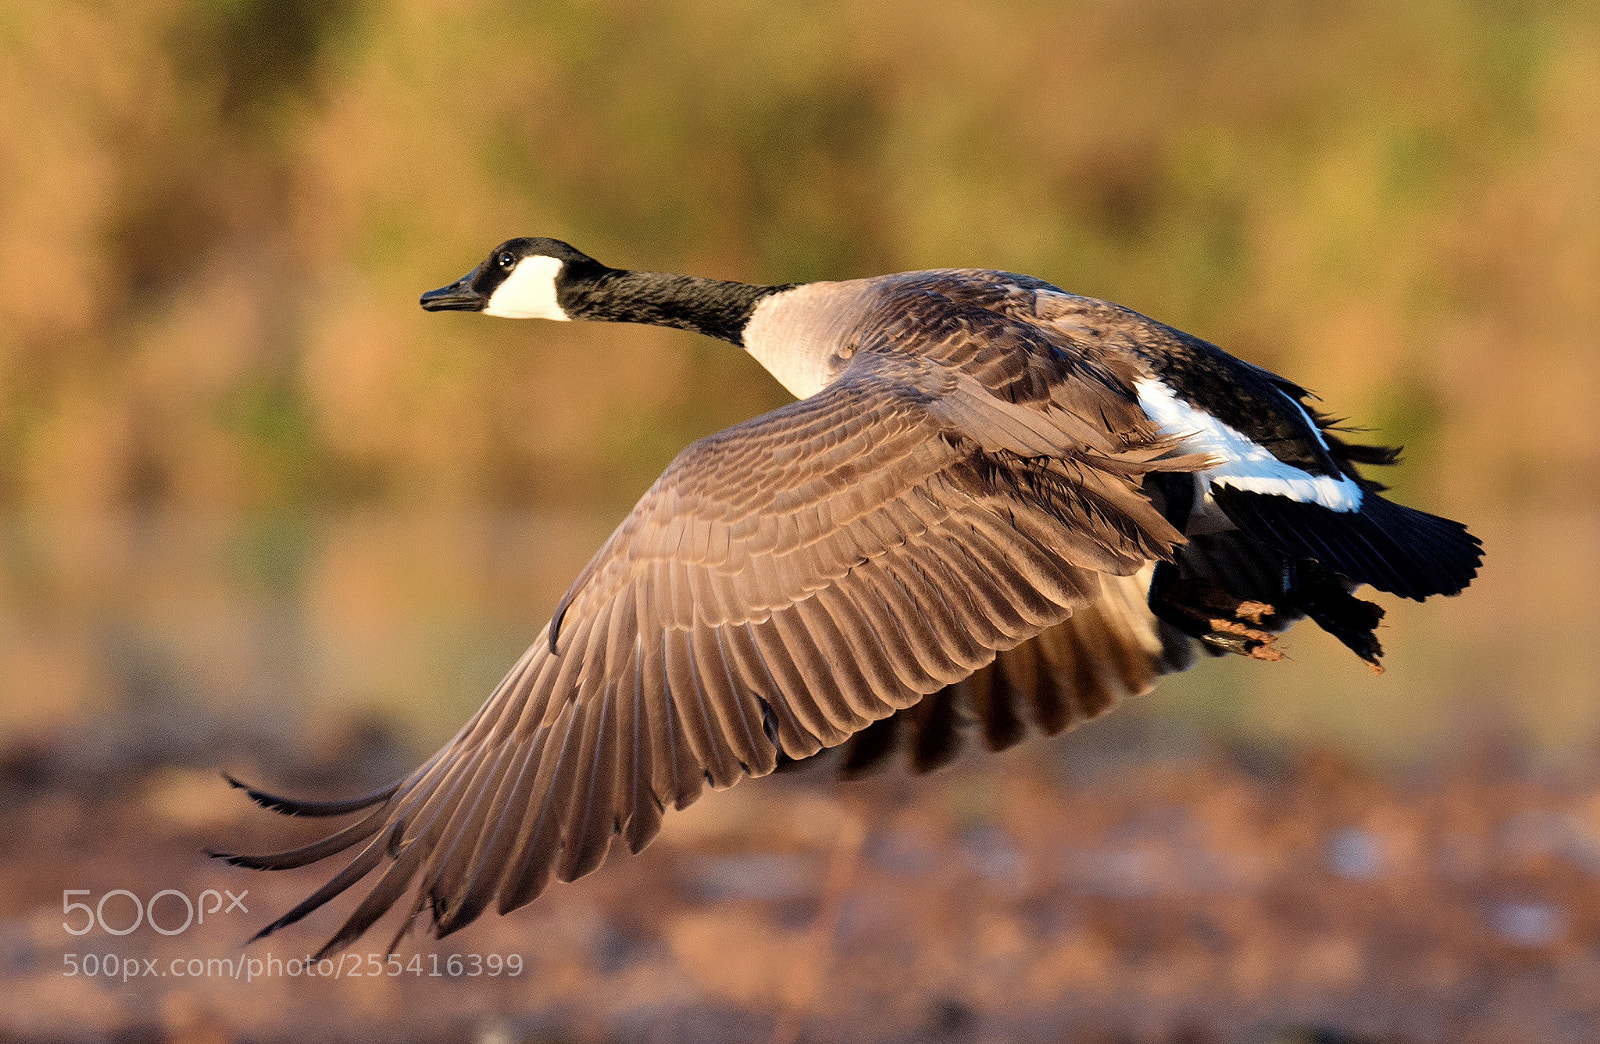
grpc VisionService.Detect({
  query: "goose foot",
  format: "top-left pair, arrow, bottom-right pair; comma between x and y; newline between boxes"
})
1150,573 -> 1284,661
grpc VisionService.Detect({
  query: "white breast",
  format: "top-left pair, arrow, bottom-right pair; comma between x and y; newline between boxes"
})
740,280 -> 881,399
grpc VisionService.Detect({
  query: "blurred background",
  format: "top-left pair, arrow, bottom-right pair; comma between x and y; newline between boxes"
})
1,1 -> 1597,1041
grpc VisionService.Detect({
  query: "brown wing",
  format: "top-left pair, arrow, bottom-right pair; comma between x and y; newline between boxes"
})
831,567 -> 1196,776
222,335 -> 1200,957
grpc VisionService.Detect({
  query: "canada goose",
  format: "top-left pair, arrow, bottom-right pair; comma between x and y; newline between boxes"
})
218,238 -> 1481,955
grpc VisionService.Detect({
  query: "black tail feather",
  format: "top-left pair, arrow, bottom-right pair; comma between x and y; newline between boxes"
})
1211,486 -> 1482,601
1311,414 -> 1404,474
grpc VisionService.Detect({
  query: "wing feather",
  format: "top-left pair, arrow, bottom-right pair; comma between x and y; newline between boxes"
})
229,330 -> 1200,953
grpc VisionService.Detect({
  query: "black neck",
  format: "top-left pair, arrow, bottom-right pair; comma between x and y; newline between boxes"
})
558,269 -> 794,346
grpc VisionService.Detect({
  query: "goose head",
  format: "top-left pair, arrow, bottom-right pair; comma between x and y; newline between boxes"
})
420,237 -> 607,320
420,238 -> 794,348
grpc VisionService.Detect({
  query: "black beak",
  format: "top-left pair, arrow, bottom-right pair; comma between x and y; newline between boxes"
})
420,274 -> 486,312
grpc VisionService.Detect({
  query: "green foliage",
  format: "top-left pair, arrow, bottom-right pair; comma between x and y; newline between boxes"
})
218,373 -> 322,504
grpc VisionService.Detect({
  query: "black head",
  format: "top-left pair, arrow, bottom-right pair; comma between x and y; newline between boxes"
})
419,238 -> 609,318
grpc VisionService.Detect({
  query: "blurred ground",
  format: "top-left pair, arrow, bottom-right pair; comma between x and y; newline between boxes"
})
2,719 -> 1598,1044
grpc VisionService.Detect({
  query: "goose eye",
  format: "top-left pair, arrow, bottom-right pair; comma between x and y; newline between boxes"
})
497,251 -> 516,270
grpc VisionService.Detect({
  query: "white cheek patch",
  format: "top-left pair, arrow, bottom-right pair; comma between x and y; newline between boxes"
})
1135,377 -> 1363,512
484,255 -> 570,320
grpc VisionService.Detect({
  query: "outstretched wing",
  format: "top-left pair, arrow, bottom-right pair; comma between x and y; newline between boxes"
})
222,333 -> 1201,956
830,567 -> 1196,776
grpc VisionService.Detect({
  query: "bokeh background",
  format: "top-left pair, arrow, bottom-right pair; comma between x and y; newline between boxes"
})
1,1 -> 1597,1042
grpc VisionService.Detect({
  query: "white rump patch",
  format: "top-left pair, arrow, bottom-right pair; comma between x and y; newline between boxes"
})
484,255 -> 569,320
1135,377 -> 1363,512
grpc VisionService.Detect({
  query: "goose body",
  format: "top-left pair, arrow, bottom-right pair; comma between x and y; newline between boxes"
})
222,238 -> 1481,954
